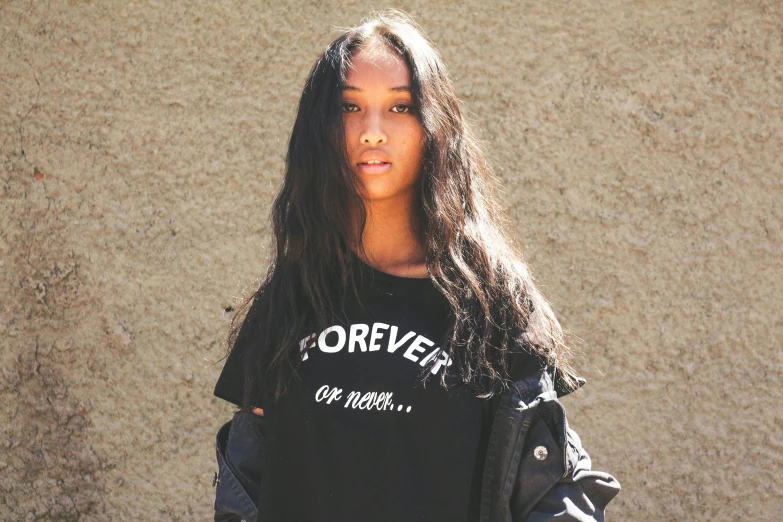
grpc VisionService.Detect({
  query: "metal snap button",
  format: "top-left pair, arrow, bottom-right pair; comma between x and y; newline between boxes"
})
533,445 -> 548,460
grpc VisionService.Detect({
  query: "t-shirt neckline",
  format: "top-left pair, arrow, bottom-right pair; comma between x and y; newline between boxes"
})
350,251 -> 433,286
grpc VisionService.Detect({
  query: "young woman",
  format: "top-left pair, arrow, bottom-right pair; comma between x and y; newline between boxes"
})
212,9 -> 619,522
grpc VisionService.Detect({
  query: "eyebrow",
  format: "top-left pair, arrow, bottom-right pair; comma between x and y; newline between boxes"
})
342,85 -> 412,93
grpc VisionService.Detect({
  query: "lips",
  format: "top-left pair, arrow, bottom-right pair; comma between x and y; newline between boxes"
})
356,150 -> 392,173
357,149 -> 391,164
357,161 -> 392,174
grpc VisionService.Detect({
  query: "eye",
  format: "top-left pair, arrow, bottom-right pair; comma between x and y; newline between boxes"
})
391,104 -> 415,114
341,102 -> 359,113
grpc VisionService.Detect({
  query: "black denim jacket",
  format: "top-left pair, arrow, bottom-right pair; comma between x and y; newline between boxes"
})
212,367 -> 621,522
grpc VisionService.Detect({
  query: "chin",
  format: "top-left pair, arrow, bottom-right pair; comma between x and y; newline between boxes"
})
357,177 -> 419,203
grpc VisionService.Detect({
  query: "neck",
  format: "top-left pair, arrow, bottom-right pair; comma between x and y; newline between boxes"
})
350,194 -> 428,275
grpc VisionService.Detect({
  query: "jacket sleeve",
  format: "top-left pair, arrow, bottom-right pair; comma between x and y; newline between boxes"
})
525,426 -> 621,521
214,411 -> 266,522
511,394 -> 621,522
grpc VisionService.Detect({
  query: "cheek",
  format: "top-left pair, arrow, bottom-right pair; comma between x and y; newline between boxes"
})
343,120 -> 357,142
400,124 -> 424,152
406,129 -> 425,166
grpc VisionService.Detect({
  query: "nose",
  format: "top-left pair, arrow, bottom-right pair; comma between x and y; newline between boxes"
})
358,109 -> 387,145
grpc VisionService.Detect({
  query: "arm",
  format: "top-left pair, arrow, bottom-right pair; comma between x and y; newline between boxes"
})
214,410 -> 267,522
511,396 -> 621,521
525,427 -> 621,521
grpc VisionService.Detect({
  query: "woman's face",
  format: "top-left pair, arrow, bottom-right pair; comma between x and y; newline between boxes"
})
342,44 -> 425,203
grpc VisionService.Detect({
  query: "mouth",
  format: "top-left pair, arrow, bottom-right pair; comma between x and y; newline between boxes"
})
357,161 -> 392,174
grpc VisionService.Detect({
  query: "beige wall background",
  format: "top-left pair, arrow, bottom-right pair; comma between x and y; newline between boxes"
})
2,1 -> 781,520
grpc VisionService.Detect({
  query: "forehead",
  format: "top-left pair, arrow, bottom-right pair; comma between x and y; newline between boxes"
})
344,44 -> 411,90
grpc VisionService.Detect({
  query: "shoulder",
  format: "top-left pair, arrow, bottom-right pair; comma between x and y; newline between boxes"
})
506,348 -> 546,382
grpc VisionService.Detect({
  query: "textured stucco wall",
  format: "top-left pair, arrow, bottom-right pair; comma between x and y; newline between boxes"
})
2,1 -> 781,520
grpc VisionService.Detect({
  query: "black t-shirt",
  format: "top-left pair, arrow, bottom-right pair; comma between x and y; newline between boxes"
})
214,256 -> 540,522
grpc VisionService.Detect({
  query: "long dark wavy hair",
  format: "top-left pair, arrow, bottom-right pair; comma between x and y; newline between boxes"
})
223,8 -> 583,411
